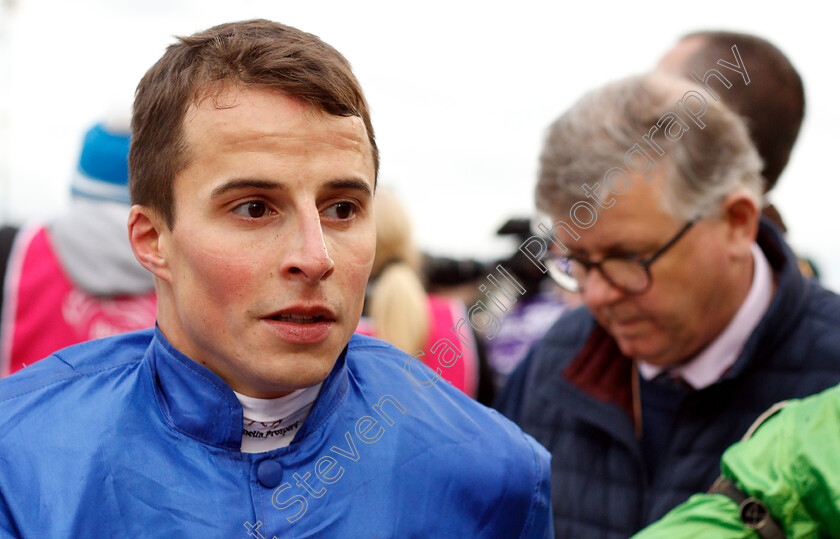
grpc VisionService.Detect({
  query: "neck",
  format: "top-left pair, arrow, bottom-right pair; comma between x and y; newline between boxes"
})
681,249 -> 757,366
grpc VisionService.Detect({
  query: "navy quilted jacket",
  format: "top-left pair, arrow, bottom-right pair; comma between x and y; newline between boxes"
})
496,220 -> 840,538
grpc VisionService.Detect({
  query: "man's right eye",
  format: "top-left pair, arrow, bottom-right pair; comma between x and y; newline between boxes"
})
232,201 -> 273,219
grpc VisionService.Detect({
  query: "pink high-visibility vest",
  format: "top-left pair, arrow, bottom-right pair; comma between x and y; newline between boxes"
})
0,225 -> 156,377
356,294 -> 479,398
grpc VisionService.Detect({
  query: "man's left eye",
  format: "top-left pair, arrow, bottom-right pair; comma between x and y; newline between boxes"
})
232,201 -> 274,219
323,202 -> 356,220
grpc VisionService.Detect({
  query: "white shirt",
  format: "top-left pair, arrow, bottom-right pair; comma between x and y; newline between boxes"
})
638,243 -> 774,389
234,382 -> 323,453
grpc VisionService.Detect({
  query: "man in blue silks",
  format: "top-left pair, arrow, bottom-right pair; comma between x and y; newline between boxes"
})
0,19 -> 552,538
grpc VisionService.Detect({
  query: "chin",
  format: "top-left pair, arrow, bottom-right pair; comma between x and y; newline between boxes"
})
286,356 -> 336,383
251,372 -> 329,398
614,335 -> 665,364
247,355 -> 334,391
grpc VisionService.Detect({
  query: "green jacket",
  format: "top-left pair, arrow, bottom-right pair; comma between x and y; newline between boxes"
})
633,384 -> 840,539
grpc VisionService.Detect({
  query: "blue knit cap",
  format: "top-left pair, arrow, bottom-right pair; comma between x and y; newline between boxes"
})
71,122 -> 131,204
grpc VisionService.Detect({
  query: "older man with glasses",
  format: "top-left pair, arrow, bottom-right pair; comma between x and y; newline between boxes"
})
495,72 -> 840,538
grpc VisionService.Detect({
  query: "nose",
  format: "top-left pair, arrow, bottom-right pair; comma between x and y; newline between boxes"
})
282,208 -> 335,283
580,266 -> 625,309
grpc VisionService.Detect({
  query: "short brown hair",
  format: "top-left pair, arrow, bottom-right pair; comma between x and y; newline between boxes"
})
663,31 -> 804,192
129,19 -> 378,228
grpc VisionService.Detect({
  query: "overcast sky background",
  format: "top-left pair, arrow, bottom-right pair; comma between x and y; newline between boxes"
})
1,0 -> 838,291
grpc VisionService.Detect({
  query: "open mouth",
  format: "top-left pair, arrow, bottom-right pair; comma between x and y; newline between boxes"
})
269,313 -> 327,324
263,308 -> 335,344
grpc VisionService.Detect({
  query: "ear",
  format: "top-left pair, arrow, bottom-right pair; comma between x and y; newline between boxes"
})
128,205 -> 172,282
720,189 -> 760,257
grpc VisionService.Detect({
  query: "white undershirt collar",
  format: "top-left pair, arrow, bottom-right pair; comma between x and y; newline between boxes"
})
234,382 -> 323,453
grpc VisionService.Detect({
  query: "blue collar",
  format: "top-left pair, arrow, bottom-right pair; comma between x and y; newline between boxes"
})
145,327 -> 350,451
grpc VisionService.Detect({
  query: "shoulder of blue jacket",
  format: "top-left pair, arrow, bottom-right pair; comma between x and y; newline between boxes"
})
345,333 -> 550,462
0,328 -> 152,406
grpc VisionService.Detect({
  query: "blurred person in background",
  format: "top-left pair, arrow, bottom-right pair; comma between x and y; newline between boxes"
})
658,31 -> 821,279
482,217 -> 576,391
496,72 -> 840,538
423,252 -> 488,307
419,217 -> 580,396
0,118 -> 156,377
357,188 -> 482,399
658,31 -> 804,197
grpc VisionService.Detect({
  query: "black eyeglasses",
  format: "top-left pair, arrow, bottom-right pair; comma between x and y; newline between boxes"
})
545,218 -> 699,295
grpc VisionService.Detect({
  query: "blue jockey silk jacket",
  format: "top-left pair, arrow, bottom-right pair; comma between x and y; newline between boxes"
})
0,329 -> 552,538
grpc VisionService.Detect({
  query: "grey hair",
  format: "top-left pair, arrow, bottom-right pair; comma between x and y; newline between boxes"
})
536,72 -> 764,221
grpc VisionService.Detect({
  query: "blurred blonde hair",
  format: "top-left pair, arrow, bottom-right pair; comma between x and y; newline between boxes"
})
369,189 -> 429,354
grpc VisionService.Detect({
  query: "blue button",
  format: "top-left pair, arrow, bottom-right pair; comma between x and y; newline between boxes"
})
257,460 -> 283,488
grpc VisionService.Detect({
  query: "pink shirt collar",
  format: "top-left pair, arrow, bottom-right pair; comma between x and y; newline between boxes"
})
638,243 -> 774,389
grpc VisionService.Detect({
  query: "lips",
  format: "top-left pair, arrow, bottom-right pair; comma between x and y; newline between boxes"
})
269,313 -> 327,323
613,317 -> 643,325
607,316 -> 652,340
262,305 -> 336,344
597,310 -> 646,332
611,317 -> 644,328
264,305 -> 335,321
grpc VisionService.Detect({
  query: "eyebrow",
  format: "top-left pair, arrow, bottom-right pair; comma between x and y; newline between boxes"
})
208,177 -> 373,199
210,179 -> 286,199
324,178 -> 374,197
